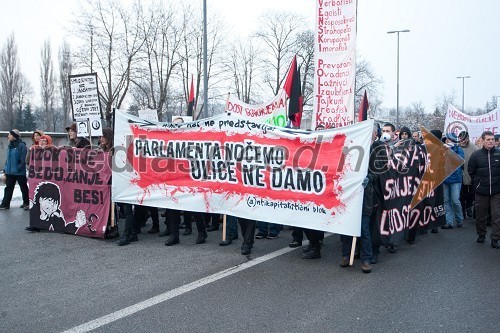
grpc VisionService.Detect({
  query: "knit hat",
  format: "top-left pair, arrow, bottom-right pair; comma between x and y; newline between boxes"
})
9,129 -> 20,140
65,123 -> 77,132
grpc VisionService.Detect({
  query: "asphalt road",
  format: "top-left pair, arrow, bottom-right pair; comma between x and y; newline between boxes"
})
0,188 -> 499,333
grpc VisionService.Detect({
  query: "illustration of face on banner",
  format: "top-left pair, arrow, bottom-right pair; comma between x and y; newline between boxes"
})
27,147 -> 112,238
76,120 -> 89,137
113,111 -> 373,236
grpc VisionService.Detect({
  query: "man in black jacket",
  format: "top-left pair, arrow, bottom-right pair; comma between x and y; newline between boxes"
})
468,131 -> 500,248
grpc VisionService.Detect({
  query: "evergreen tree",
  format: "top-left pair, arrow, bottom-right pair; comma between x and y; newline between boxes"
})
14,108 -> 23,129
23,104 -> 37,131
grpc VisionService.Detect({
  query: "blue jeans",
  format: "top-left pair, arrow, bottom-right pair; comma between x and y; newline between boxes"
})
444,183 -> 463,226
341,214 -> 372,263
257,221 -> 280,236
225,215 -> 239,238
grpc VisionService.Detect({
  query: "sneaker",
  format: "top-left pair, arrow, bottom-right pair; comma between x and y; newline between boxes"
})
361,262 -> 372,273
266,234 -> 278,240
0,204 -> 9,210
289,240 -> 302,248
20,203 -> 29,209
491,240 -> 499,249
255,233 -> 266,239
441,224 -> 453,229
388,245 -> 397,254
457,223 -> 463,228
477,235 -> 486,243
340,257 -> 349,267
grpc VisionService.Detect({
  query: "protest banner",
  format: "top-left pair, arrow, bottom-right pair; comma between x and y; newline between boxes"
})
312,0 -> 357,129
28,147 -> 112,238
373,141 -> 447,246
69,73 -> 103,120
444,105 -> 499,143
225,89 -> 289,127
112,110 -> 373,236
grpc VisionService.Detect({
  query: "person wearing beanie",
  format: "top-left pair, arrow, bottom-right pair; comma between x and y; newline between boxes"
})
441,133 -> 465,229
0,129 -> 29,210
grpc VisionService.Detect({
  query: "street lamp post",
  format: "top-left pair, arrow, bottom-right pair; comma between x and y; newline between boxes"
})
387,29 -> 410,129
456,76 -> 471,112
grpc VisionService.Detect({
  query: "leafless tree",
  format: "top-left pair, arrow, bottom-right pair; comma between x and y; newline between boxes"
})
73,0 -> 145,126
0,33 -> 21,130
400,101 -> 429,131
254,11 -> 306,96
130,1 -> 182,121
225,38 -> 261,104
177,3 -> 227,119
40,39 -> 56,131
295,30 -> 314,108
15,74 -> 33,129
355,56 -> 383,118
59,40 -> 73,126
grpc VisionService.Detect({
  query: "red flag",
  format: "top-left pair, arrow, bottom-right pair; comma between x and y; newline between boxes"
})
357,90 -> 369,122
187,75 -> 195,117
283,56 -> 302,127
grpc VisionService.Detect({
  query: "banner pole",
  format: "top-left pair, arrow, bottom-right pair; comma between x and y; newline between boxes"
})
110,201 -> 115,227
222,214 -> 227,241
349,237 -> 357,266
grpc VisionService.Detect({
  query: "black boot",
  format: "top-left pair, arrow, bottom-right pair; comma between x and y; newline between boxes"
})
196,232 -> 207,244
165,234 -> 179,246
116,234 -> 138,246
302,244 -> 321,259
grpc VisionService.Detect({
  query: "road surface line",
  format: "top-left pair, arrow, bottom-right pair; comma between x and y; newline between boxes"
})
61,242 -> 309,333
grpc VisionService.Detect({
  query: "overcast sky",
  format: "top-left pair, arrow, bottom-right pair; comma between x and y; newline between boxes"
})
1,0 -> 499,114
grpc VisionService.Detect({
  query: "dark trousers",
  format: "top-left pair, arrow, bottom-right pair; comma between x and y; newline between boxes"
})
184,211 -> 207,235
475,193 -> 500,240
147,207 -> 160,228
2,174 -> 29,206
238,218 -> 256,249
292,227 -> 304,242
165,209 -> 181,237
303,228 -> 324,246
122,204 -> 140,237
460,184 -> 474,217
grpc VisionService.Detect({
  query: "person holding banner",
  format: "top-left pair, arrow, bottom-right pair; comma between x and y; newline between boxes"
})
164,209 -> 207,246
459,131 -> 478,219
339,124 -> 379,273
65,123 -> 90,148
0,129 -> 29,210
441,134 -> 465,229
467,131 -> 500,248
25,129 -> 44,167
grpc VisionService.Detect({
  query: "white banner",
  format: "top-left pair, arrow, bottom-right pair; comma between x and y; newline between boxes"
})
312,0 -> 357,129
444,105 -> 499,143
112,110 -> 373,236
225,89 -> 289,127
69,73 -> 102,120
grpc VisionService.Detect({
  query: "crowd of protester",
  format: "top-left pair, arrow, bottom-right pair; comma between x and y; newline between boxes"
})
1,120 -> 499,274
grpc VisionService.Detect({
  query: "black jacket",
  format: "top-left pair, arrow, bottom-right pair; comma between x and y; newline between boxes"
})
468,147 -> 500,196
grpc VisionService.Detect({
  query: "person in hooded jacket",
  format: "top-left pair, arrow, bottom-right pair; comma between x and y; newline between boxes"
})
0,129 -> 29,210
441,133 -> 465,229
